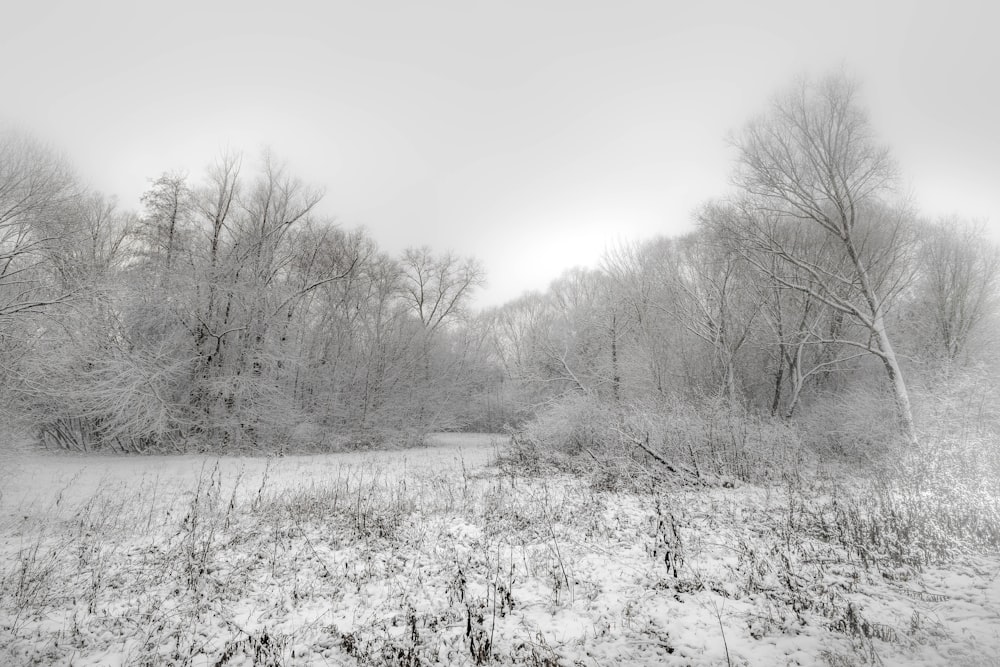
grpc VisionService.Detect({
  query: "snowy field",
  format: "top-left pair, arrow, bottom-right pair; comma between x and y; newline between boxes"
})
1,434 -> 999,666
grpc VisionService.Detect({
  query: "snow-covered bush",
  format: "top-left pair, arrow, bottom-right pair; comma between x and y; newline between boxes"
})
509,394 -> 810,486
795,383 -> 904,461
519,393 -> 617,459
618,397 -> 806,483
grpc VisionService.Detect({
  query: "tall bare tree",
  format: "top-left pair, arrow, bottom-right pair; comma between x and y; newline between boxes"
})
721,73 -> 919,444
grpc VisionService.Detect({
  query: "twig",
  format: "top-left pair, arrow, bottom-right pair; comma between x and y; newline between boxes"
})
712,600 -> 732,667
541,483 -> 572,600
614,427 -> 699,479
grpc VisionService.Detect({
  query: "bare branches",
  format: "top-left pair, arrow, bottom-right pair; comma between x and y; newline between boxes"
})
915,218 -> 1000,361
726,72 -> 917,443
400,247 -> 485,333
0,129 -> 81,319
731,74 -> 897,238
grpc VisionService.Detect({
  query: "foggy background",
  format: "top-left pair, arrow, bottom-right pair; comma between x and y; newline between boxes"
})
3,0 -> 997,306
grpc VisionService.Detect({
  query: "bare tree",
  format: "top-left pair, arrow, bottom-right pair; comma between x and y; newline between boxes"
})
665,232 -> 761,404
140,171 -> 192,271
198,150 -> 242,272
400,247 -> 485,333
399,247 -> 486,430
545,268 -> 609,396
722,215 -> 870,418
916,218 -> 999,362
45,192 -> 136,290
603,240 -> 666,397
0,130 -> 79,319
726,73 -> 919,444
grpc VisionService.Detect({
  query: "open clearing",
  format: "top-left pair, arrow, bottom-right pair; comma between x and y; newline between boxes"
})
2,434 -> 999,666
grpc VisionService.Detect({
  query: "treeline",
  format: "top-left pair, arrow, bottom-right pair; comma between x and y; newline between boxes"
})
485,74 -> 999,467
1,72 -> 998,455
0,142 -> 494,451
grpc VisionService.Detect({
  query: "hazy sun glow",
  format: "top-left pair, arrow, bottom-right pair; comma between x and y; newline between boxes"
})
2,0 -> 997,306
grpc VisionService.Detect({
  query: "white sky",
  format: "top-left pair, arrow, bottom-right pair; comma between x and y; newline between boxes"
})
3,0 -> 998,307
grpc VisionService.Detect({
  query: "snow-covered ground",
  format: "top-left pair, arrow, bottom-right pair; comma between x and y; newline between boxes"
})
1,434 -> 998,666
0,433 -> 497,520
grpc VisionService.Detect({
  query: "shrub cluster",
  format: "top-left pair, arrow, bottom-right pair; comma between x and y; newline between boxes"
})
507,394 -> 808,487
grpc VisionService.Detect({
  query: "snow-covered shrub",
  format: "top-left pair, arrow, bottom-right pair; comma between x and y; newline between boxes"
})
795,383 -> 904,461
910,362 -> 1000,437
519,393 -> 617,459
615,396 -> 808,484
509,394 -> 809,486
17,329 -> 195,453
817,367 -> 1000,565
801,425 -> 1000,569
879,432 -> 999,557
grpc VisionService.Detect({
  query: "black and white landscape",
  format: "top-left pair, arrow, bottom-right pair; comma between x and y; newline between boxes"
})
1,2 -> 998,665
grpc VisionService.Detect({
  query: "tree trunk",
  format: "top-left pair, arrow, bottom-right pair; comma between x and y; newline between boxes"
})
847,238 -> 918,445
770,346 -> 785,416
872,313 -> 918,445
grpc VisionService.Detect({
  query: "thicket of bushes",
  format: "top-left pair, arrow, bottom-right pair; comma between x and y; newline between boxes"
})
502,363 -> 1000,568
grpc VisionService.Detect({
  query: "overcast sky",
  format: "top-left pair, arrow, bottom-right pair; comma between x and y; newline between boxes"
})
3,0 -> 998,306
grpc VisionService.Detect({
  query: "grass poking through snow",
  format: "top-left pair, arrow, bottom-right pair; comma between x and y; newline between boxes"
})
1,435 -> 998,666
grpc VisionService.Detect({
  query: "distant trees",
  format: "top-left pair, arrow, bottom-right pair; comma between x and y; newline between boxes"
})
140,171 -> 192,272
913,218 -> 999,363
1,146 -> 493,452
487,72 -> 999,455
399,247 -> 487,429
3,71 -> 998,455
49,192 -> 136,288
401,247 -> 484,333
664,232 -> 761,404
